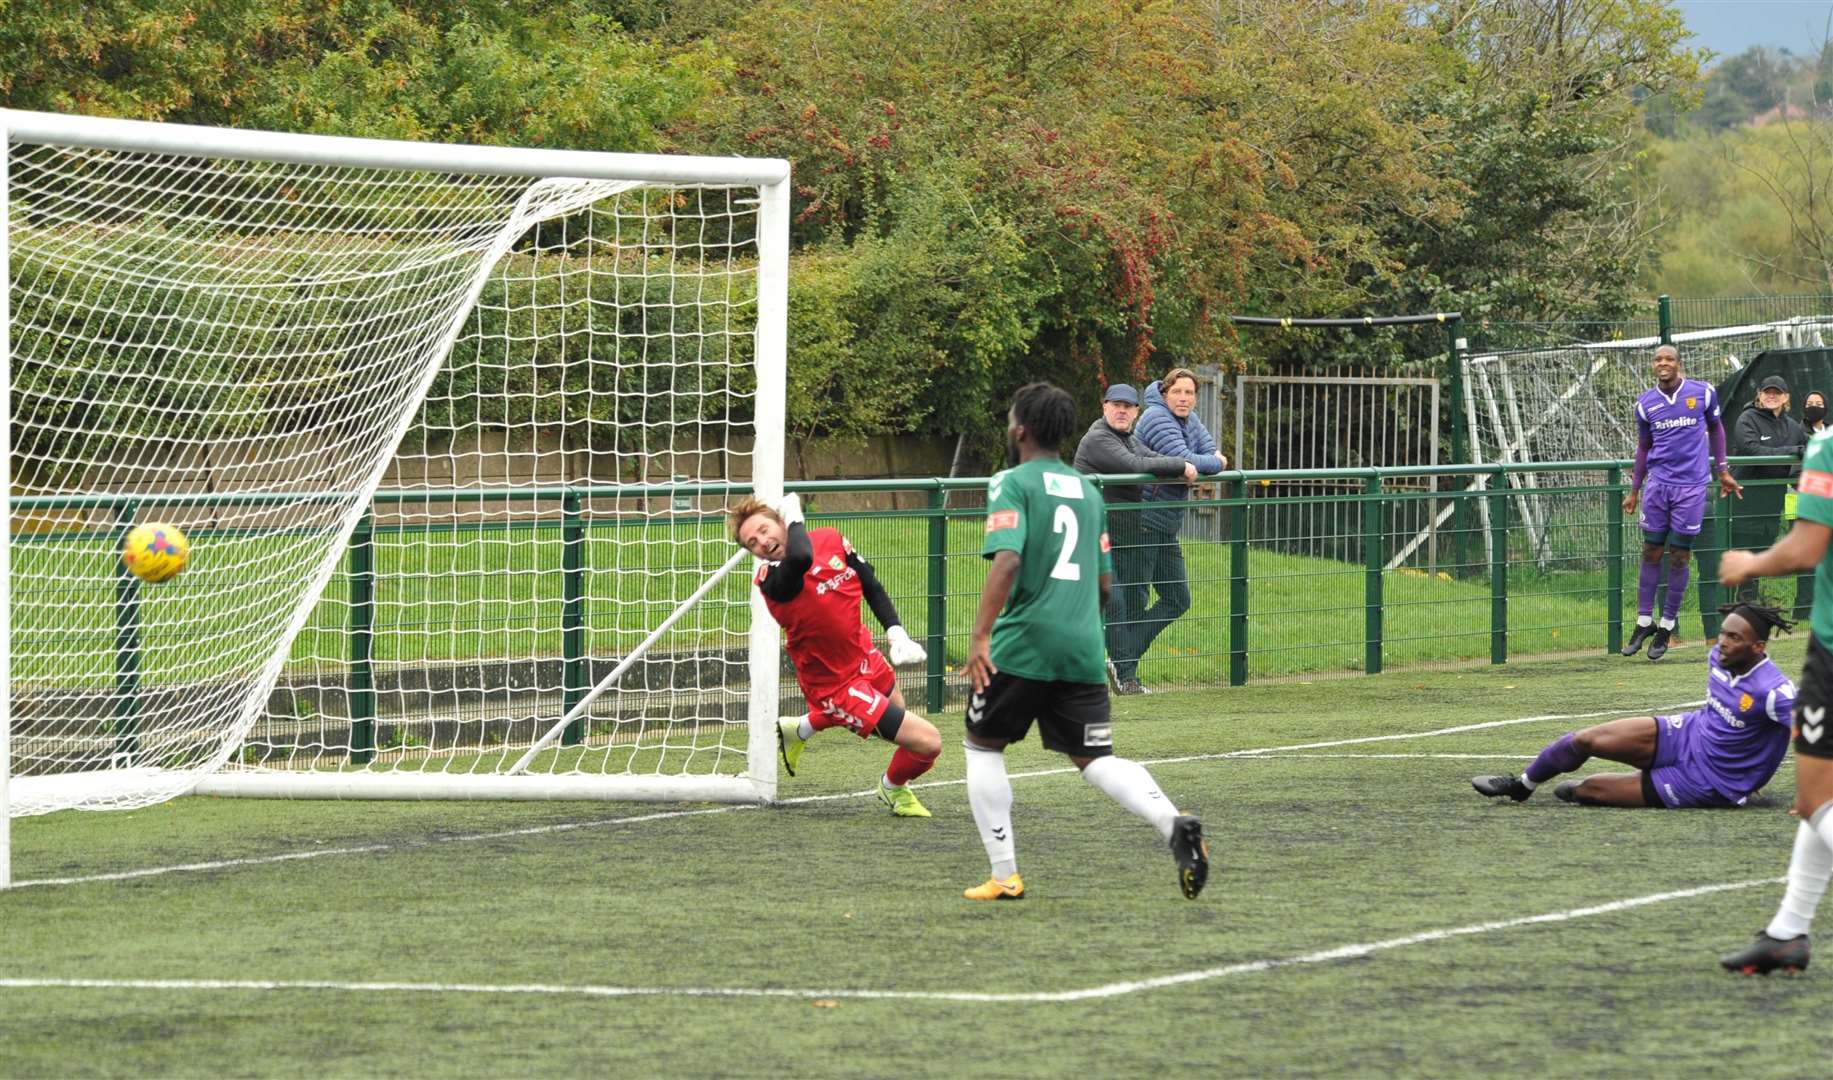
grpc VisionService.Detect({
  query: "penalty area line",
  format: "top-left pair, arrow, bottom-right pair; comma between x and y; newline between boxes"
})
0,876 -> 1782,1003
9,700 -> 1697,890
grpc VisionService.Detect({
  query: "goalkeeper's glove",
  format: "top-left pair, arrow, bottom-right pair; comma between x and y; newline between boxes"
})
886,624 -> 927,667
776,492 -> 804,526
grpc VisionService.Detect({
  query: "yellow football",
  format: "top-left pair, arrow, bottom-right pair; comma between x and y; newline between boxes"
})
121,523 -> 190,583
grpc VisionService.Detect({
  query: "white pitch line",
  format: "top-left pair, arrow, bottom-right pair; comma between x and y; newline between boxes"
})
1243,752 -> 1533,761
8,808 -> 763,889
9,701 -> 1696,890
1210,701 -> 1705,760
0,876 -> 1782,1003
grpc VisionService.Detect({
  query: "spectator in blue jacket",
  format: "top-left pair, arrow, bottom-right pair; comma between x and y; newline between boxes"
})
1121,367 -> 1227,693
1074,383 -> 1196,696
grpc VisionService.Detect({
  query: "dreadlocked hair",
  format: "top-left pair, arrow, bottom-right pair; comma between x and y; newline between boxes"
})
1011,382 -> 1078,451
1716,600 -> 1795,641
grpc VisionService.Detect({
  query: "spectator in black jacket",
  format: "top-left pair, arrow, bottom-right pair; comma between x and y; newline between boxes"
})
1731,374 -> 1810,601
1073,384 -> 1195,694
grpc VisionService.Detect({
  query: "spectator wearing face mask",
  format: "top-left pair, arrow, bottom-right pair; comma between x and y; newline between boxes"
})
1804,391 -> 1827,434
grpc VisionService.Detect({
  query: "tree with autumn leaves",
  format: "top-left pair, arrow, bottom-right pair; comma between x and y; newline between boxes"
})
1,0 -> 1702,448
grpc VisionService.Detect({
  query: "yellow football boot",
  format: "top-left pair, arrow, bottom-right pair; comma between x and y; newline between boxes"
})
962,873 -> 1025,901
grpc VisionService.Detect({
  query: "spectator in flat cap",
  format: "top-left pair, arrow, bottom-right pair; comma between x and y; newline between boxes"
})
1073,383 -> 1196,694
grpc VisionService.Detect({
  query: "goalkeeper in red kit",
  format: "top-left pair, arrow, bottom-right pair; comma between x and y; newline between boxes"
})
731,493 -> 943,816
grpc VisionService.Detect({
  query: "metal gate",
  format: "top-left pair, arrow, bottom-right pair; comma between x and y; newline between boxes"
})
1233,371 -> 1442,568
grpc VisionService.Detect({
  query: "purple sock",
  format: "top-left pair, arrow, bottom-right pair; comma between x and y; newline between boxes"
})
1636,559 -> 1660,617
1525,732 -> 1586,784
1662,560 -> 1690,621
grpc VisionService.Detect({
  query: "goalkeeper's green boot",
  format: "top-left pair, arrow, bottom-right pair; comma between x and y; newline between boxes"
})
877,780 -> 932,818
777,718 -> 807,778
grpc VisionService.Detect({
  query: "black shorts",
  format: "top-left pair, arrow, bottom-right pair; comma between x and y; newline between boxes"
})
965,672 -> 1113,758
1795,635 -> 1833,760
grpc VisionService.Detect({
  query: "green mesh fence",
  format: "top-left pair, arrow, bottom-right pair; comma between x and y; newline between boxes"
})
17,458 -> 1801,757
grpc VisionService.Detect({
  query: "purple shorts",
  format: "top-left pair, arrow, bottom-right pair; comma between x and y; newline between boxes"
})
1645,712 -> 1740,809
1639,480 -> 1707,542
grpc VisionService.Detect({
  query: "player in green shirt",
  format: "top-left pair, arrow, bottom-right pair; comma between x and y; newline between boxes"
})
1718,427 -> 1833,975
959,381 -> 1209,902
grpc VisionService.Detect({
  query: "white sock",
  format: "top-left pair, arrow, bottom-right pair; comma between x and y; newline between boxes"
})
1637,614 -> 1653,628
1657,617 -> 1676,631
880,773 -> 902,791
1081,755 -> 1178,840
796,718 -> 815,741
964,743 -> 1017,879
1767,805 -> 1833,939
1519,774 -> 1540,791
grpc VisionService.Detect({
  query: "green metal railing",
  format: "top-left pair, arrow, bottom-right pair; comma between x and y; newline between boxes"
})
15,455 -> 1805,753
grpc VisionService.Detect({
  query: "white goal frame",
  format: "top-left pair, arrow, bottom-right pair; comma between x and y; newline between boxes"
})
1,110 -> 791,886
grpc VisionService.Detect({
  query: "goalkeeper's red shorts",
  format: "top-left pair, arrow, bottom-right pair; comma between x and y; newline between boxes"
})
805,648 -> 896,738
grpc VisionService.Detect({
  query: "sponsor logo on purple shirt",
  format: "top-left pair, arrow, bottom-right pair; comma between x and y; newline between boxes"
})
1692,644 -> 1795,796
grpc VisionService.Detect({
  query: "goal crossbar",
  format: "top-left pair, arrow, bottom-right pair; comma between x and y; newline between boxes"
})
0,109 -> 788,187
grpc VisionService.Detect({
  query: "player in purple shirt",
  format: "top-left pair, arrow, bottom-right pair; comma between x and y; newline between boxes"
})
1474,602 -> 1795,808
1621,345 -> 1743,661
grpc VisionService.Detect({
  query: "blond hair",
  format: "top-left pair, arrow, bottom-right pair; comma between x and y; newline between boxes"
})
727,497 -> 780,545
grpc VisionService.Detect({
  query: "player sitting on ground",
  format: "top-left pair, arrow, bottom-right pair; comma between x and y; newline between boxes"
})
959,381 -> 1208,901
1474,602 -> 1796,808
732,493 -> 942,817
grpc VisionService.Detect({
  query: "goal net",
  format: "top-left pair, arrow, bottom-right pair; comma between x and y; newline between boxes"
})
2,111 -> 789,850
1464,317 -> 1833,569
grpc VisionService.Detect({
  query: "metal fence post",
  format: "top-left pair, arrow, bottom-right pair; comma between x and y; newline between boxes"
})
926,486 -> 947,713
1447,318 -> 1471,577
112,501 -> 140,765
1658,294 -> 1673,345
348,508 -> 376,764
561,492 -> 586,746
1704,485 -> 1731,641
1606,465 -> 1624,656
1489,469 -> 1509,665
1229,490 -> 1248,686
1364,473 -> 1384,675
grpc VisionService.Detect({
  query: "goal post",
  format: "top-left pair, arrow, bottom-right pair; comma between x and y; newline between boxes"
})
2,110 -> 790,873
2,113 -> 12,889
